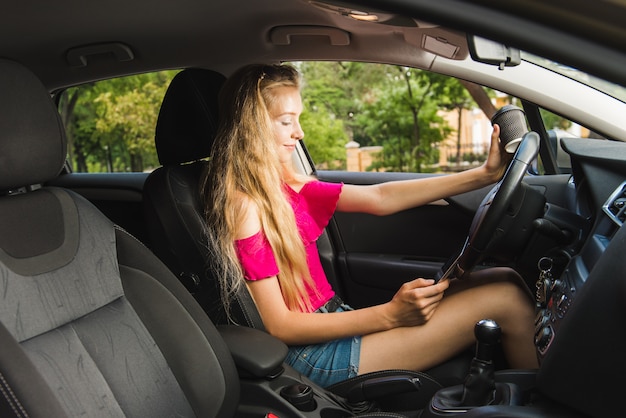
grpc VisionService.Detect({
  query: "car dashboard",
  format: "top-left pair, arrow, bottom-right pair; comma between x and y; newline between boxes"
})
528,137 -> 626,417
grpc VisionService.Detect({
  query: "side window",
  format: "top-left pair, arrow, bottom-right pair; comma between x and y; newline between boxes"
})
539,107 -> 602,174
296,61 -> 520,174
56,70 -> 179,173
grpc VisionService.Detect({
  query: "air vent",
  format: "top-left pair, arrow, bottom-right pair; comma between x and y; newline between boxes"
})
602,181 -> 626,226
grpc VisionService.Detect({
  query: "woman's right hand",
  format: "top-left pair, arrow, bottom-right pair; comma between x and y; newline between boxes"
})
384,278 -> 449,327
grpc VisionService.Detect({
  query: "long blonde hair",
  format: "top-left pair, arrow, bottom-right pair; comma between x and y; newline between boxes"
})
203,63 -> 316,314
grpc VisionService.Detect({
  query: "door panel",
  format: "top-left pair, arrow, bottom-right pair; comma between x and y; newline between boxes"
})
47,172 -> 151,245
330,206 -> 471,308
317,170 -> 484,308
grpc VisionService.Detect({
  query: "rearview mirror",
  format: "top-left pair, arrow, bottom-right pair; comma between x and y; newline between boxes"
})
467,35 -> 520,69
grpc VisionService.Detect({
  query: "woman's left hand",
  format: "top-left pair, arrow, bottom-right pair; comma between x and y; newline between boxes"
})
483,124 -> 512,182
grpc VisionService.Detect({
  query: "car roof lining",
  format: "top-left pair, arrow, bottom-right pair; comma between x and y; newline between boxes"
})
4,0 -> 626,98
2,0 -> 468,91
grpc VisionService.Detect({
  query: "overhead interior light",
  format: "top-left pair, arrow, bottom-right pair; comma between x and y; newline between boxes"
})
347,10 -> 379,22
309,0 -> 421,27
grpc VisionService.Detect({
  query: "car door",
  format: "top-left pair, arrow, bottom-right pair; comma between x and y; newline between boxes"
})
302,88 -> 576,310
315,168 -> 573,309
315,169 -> 490,308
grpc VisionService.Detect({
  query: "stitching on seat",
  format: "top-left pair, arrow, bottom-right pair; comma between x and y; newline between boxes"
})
114,224 -> 148,249
0,371 -> 29,417
237,295 -> 256,327
236,292 -> 265,329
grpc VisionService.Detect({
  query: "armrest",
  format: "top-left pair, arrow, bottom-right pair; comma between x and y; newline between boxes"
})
217,325 -> 288,378
344,373 -> 424,403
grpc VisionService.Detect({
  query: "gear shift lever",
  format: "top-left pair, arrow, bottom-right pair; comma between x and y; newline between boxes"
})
460,319 -> 501,406
428,319 -> 525,415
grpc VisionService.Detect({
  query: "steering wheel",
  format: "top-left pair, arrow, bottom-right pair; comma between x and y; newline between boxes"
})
437,131 -> 541,281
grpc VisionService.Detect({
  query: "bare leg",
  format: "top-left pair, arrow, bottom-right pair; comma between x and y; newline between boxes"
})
358,267 -> 538,375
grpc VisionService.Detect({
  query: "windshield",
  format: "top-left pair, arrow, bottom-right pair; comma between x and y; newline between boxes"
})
523,52 -> 626,103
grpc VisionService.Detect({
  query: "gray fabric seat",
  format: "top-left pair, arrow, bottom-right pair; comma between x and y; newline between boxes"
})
0,59 -> 240,417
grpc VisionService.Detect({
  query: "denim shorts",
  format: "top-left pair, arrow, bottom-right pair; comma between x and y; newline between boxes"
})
284,306 -> 361,388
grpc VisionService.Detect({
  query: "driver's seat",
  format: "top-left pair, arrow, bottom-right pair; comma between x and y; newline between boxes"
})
143,68 -> 265,330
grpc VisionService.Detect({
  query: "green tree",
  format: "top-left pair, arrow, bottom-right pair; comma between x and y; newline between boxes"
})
540,108 -> 572,131
298,62 -> 461,172
429,72 -> 474,165
59,70 -> 178,172
300,99 -> 348,169
299,61 -> 393,145
94,81 -> 166,172
358,70 -> 450,172
59,83 -> 100,172
298,62 -> 390,169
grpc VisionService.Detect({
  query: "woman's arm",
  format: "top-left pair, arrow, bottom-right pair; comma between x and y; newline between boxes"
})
235,180 -> 449,345
337,125 -> 505,215
247,274 -> 449,345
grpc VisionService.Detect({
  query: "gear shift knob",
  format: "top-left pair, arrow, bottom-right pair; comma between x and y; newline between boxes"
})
430,319 -> 507,411
459,319 -> 501,406
474,319 -> 501,362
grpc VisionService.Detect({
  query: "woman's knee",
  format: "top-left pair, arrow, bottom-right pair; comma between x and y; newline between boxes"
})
470,267 -> 532,300
467,275 -> 534,317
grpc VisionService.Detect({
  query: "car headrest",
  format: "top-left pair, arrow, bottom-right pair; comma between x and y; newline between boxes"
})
155,68 -> 226,165
0,59 -> 67,192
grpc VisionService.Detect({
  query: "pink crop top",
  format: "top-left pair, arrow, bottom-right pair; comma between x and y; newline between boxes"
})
235,180 -> 343,312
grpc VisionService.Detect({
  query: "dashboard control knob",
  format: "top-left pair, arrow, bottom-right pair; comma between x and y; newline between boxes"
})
535,325 -> 553,353
550,278 -> 564,293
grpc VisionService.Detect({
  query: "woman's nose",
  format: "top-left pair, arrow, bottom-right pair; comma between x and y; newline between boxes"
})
293,123 -> 304,140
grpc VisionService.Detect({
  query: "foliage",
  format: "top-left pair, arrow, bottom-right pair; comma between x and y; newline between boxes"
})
540,108 -> 572,131
298,63 -> 460,172
430,72 -> 474,165
59,62 -> 506,174
300,99 -> 348,169
59,71 -> 178,172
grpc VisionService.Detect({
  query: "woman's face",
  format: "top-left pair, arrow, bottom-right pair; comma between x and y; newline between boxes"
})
267,85 -> 304,164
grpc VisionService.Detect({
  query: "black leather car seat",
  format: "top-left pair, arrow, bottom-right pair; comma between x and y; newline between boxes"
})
143,68 -> 265,330
0,59 -> 242,417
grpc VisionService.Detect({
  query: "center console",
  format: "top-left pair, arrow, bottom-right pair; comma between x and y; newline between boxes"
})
534,181 -> 625,360
218,324 -> 438,418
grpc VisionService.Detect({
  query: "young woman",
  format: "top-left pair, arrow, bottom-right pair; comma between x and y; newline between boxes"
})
203,63 -> 538,388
